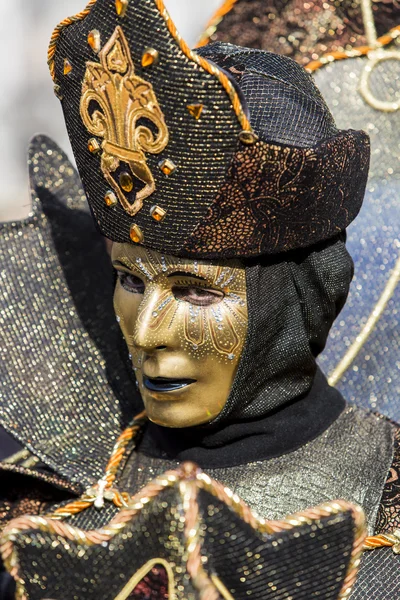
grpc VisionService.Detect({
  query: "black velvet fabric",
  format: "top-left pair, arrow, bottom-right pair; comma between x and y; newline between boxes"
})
139,234 -> 353,467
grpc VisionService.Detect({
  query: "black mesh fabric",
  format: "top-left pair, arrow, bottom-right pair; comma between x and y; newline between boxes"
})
349,548 -> 400,599
196,42 -> 338,147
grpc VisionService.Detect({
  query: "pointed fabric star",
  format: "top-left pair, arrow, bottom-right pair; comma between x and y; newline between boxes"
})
1,464 -> 365,600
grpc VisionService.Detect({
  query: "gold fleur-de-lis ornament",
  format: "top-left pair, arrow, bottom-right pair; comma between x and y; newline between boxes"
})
80,26 -> 169,216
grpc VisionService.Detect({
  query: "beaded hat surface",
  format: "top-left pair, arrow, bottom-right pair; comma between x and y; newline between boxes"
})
49,0 -> 370,258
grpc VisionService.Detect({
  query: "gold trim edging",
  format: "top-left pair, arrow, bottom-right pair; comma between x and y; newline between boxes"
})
114,558 -> 175,600
196,0 -> 239,48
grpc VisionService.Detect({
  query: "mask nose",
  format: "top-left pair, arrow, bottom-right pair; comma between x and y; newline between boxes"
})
132,285 -> 178,354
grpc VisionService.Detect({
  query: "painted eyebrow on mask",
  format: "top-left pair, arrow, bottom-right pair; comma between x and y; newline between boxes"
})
112,259 -> 133,269
111,262 -> 208,283
167,271 -> 207,282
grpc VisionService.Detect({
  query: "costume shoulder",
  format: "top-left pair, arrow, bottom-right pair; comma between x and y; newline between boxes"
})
0,427 -> 77,600
343,419 -> 400,599
0,135 -> 140,491
0,477 -> 73,600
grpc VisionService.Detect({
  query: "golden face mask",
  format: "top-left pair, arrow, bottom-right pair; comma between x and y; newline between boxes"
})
112,244 -> 248,428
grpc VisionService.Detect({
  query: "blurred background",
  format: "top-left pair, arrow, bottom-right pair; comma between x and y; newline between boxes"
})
0,0 -> 222,221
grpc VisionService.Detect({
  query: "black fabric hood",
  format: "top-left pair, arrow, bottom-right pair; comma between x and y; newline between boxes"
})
220,233 -> 353,421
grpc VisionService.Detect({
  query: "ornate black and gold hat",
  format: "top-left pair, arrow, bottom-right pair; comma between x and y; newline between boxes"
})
49,0 -> 370,258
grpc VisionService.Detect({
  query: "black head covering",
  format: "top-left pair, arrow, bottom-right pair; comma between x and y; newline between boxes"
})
219,234 -> 353,422
140,232 -> 353,467
137,43 -> 359,466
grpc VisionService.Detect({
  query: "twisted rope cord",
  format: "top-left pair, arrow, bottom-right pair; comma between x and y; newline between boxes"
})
305,24 -> 400,73
47,0 -> 97,80
182,474 -> 220,600
196,0 -> 239,48
153,0 -> 250,131
0,468 -> 367,600
193,0 -> 400,75
198,477 -> 366,600
363,531 -> 400,552
46,410 -> 147,520
21,411 -> 397,560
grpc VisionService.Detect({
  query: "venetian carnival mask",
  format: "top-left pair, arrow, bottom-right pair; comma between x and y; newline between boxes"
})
112,243 -> 248,427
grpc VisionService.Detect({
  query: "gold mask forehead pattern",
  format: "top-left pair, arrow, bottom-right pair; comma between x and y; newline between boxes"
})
80,26 -> 170,216
114,245 -> 247,363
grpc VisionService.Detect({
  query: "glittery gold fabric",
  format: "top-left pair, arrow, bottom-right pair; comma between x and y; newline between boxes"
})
1,468 -> 360,600
0,134 -> 138,490
202,0 -> 400,66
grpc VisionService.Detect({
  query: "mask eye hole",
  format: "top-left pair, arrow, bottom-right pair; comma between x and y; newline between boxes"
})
117,271 -> 145,294
172,285 -> 224,307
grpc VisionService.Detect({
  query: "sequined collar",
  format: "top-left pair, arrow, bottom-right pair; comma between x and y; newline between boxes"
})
0,135 -> 140,489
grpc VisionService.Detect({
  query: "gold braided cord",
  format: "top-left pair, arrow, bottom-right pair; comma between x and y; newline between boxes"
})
47,0 -> 97,80
153,0 -> 250,131
194,0 -> 400,72
363,532 -> 400,551
46,410 -> 147,520
360,0 -> 378,48
0,464 -> 366,600
47,0 -> 251,131
305,24 -> 400,72
181,476 -> 220,599
328,254 -> 400,387
196,0 -> 239,48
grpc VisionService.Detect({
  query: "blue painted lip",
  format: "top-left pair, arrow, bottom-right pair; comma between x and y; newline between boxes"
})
143,376 -> 196,392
